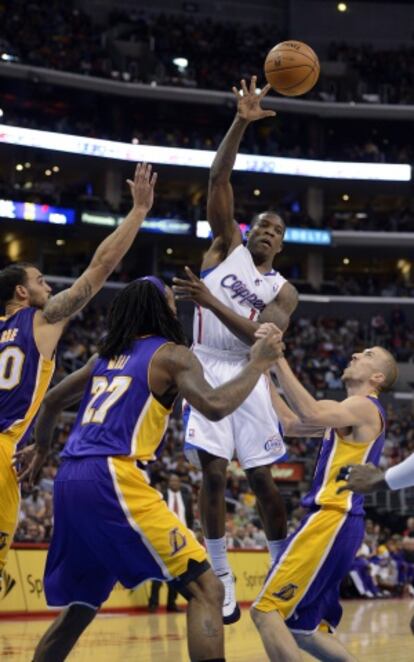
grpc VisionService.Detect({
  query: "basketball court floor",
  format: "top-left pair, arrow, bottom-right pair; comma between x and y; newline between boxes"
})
1,599 -> 413,660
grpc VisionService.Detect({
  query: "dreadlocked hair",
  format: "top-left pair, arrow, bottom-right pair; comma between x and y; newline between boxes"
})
98,280 -> 187,359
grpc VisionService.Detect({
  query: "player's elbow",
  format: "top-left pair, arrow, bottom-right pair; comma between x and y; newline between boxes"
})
200,398 -> 228,421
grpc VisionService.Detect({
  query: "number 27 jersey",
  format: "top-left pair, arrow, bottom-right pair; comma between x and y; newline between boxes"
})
62,336 -> 172,462
0,307 -> 55,448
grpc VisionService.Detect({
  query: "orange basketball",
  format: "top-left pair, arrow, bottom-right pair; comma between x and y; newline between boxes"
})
264,40 -> 320,97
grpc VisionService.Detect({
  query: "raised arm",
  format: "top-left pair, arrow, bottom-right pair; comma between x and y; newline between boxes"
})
173,268 -> 298,345
268,374 -> 325,438
13,355 -> 97,484
34,163 -> 157,358
161,331 -> 282,420
273,354 -> 379,429
205,76 -> 276,264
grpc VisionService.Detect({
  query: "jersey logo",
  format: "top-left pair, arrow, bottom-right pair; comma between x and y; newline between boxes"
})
0,568 -> 16,601
220,274 -> 265,311
0,531 -> 9,550
169,527 -> 187,556
272,583 -> 298,601
264,436 -> 284,453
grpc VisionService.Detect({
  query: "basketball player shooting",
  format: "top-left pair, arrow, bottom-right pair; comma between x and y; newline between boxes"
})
173,75 -> 298,623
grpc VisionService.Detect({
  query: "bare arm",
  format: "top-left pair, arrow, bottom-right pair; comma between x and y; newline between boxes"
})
164,332 -> 282,420
13,355 -> 98,483
273,355 -> 378,429
34,164 -> 157,356
268,375 -> 325,438
206,76 -> 275,259
34,355 -> 98,451
173,268 -> 298,344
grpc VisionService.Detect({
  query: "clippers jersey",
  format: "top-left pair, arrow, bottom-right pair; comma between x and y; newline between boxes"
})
62,336 -> 172,461
194,244 -> 286,353
0,307 -> 55,449
302,395 -> 386,515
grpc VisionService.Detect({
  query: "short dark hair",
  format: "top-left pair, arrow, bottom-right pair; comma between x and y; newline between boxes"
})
0,262 -> 34,307
250,211 -> 286,233
98,279 -> 187,359
376,347 -> 399,392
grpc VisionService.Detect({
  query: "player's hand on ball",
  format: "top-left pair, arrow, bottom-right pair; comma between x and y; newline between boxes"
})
172,267 -> 216,308
232,75 -> 276,123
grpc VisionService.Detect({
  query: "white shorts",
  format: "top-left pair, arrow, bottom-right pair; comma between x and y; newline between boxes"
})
184,344 -> 286,470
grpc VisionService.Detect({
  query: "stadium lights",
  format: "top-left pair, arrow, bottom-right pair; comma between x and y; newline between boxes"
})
337,2 -> 348,12
0,109 -> 3,118
253,189 -> 261,196
1,53 -> 17,62
24,162 -> 31,168
173,57 -> 188,69
166,248 -> 173,255
52,166 -> 60,173
45,169 -> 52,176
343,257 -> 350,265
15,164 -> 23,171
0,124 -> 410,182
342,194 -> 350,201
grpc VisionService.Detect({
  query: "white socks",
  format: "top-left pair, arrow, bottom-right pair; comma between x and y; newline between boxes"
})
267,539 -> 285,564
205,537 -> 231,575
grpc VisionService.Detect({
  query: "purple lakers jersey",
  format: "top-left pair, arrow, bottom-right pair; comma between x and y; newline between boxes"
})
0,307 -> 55,448
62,336 -> 172,461
302,395 -> 386,515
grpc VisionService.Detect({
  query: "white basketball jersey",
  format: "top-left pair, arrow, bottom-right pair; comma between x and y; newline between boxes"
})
193,244 -> 287,353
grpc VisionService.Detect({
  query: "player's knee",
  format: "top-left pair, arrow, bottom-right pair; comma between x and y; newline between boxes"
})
203,467 -> 227,495
192,568 -> 224,608
247,466 -> 274,498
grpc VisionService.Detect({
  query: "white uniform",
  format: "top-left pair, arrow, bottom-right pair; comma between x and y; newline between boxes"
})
184,244 -> 287,470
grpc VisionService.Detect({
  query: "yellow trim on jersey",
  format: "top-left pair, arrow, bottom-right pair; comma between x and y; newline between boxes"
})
129,395 -> 171,460
108,457 -> 206,578
254,508 -> 346,616
2,354 -> 55,445
316,420 -> 384,512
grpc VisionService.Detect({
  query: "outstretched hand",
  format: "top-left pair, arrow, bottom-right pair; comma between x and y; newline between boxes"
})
336,463 -> 386,495
173,267 -> 216,308
127,162 -> 158,213
232,75 -> 276,123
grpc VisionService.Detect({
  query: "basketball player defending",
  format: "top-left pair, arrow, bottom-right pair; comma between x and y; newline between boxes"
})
0,163 -> 156,584
252,325 -> 398,661
20,278 -> 282,662
173,76 -> 298,623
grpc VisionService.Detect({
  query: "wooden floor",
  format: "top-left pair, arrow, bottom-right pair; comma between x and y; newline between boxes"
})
1,599 -> 413,661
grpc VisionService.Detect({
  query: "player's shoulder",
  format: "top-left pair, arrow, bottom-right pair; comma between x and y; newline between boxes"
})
343,394 -> 381,419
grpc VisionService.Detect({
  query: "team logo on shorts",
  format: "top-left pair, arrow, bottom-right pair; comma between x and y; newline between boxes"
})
169,527 -> 187,555
264,436 -> 284,453
272,583 -> 298,601
0,531 -> 9,550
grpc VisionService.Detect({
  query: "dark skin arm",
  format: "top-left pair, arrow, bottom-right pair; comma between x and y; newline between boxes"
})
151,332 -> 284,420
204,76 -> 275,269
13,355 -> 98,484
173,266 -> 298,344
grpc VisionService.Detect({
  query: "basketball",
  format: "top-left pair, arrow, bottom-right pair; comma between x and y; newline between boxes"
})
264,40 -> 320,97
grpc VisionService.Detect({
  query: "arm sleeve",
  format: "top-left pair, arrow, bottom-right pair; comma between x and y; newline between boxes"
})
385,453 -> 414,490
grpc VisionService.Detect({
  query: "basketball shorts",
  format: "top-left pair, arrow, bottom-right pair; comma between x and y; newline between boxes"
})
0,434 -> 20,575
253,507 -> 364,634
184,344 -> 286,470
45,456 -> 208,609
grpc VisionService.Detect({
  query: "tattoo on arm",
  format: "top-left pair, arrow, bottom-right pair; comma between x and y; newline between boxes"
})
43,277 -> 93,324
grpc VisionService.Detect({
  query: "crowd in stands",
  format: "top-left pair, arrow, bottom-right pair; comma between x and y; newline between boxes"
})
1,3 -> 414,105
